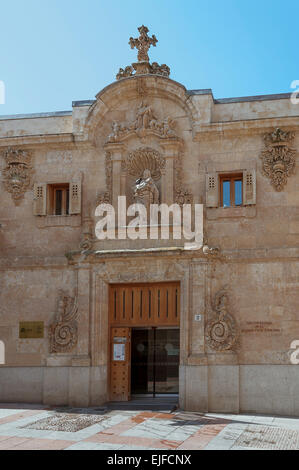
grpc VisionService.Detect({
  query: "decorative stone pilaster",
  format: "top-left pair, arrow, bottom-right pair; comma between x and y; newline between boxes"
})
103,142 -> 125,218
160,140 -> 181,205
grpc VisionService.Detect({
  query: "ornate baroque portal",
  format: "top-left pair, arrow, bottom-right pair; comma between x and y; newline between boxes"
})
97,102 -> 193,211
94,26 -> 193,213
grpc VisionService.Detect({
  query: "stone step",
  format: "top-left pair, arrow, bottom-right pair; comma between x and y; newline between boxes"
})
105,396 -> 179,412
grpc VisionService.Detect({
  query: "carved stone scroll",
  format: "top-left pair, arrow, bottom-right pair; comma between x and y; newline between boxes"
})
205,288 -> 238,352
49,291 -> 79,353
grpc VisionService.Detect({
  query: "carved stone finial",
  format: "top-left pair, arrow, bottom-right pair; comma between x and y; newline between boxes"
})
205,288 -> 238,352
129,25 -> 158,63
2,147 -> 33,204
116,66 -> 134,81
116,26 -> 170,80
260,128 -> 296,191
49,291 -> 79,353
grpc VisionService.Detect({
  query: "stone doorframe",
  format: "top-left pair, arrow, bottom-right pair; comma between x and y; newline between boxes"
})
89,258 -> 191,406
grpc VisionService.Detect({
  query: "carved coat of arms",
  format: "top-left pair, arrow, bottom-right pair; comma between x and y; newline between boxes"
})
2,148 -> 33,204
260,128 -> 296,191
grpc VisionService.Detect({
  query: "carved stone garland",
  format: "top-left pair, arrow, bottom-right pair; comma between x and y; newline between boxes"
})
205,288 -> 238,352
49,290 -> 79,353
260,128 -> 296,191
2,148 -> 34,204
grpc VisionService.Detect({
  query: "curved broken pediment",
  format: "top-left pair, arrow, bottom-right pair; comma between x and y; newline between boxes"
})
85,75 -> 198,145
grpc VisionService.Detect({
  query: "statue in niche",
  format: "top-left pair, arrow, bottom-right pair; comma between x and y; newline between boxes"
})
133,169 -> 159,209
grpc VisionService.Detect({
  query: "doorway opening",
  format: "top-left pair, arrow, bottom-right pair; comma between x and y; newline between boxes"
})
131,328 -> 179,397
108,282 -> 180,402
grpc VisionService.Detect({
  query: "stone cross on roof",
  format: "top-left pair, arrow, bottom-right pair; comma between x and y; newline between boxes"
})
129,25 -> 158,63
116,26 -> 170,81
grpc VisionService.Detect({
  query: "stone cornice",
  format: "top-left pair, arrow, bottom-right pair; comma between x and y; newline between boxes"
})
63,245 -> 299,266
193,116 -> 299,141
0,246 -> 299,269
0,133 -> 93,149
0,255 -> 69,269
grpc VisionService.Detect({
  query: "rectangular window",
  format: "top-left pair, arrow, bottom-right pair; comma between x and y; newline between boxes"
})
48,184 -> 70,215
220,174 -> 243,208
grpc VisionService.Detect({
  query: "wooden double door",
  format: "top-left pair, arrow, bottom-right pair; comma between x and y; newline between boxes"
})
109,282 -> 180,401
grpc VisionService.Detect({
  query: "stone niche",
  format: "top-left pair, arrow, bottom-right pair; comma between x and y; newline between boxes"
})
95,99 -> 194,232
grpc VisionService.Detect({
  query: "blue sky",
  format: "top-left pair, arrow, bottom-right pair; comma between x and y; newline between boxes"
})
0,0 -> 298,115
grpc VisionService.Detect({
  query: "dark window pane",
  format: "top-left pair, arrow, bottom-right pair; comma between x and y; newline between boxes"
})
66,189 -> 69,215
222,181 -> 230,207
55,190 -> 62,215
234,180 -> 242,206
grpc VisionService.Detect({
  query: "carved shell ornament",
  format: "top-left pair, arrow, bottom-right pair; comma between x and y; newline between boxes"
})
205,289 -> 238,352
124,147 -> 165,181
49,291 -> 79,353
260,128 -> 296,191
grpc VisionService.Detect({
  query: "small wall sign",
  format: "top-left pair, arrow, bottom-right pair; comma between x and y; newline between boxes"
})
113,343 -> 125,361
19,322 -> 44,339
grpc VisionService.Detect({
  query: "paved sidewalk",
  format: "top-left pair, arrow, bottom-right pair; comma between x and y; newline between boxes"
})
0,404 -> 298,450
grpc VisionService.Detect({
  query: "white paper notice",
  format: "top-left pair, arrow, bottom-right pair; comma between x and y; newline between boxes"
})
113,343 -> 125,361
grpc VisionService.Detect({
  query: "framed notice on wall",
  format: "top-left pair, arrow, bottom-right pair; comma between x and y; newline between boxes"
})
19,322 -> 44,339
113,343 -> 125,361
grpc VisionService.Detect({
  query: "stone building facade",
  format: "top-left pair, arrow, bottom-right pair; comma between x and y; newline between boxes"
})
0,27 -> 299,416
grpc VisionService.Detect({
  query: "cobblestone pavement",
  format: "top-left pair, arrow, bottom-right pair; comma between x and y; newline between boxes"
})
0,404 -> 298,450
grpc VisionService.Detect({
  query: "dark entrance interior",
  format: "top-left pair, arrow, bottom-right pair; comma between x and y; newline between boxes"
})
131,328 -> 179,397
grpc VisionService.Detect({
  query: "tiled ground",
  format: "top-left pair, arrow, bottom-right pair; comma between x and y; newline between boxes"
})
0,404 -> 298,450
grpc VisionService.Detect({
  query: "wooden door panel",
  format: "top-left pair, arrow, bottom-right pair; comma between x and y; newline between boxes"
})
109,282 -> 180,327
109,283 -> 180,401
110,327 -> 131,401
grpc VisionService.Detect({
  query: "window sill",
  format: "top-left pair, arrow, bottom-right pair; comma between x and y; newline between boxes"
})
36,215 -> 81,228
206,206 -> 256,220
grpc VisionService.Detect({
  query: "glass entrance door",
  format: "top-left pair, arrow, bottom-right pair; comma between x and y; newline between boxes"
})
131,328 -> 179,396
